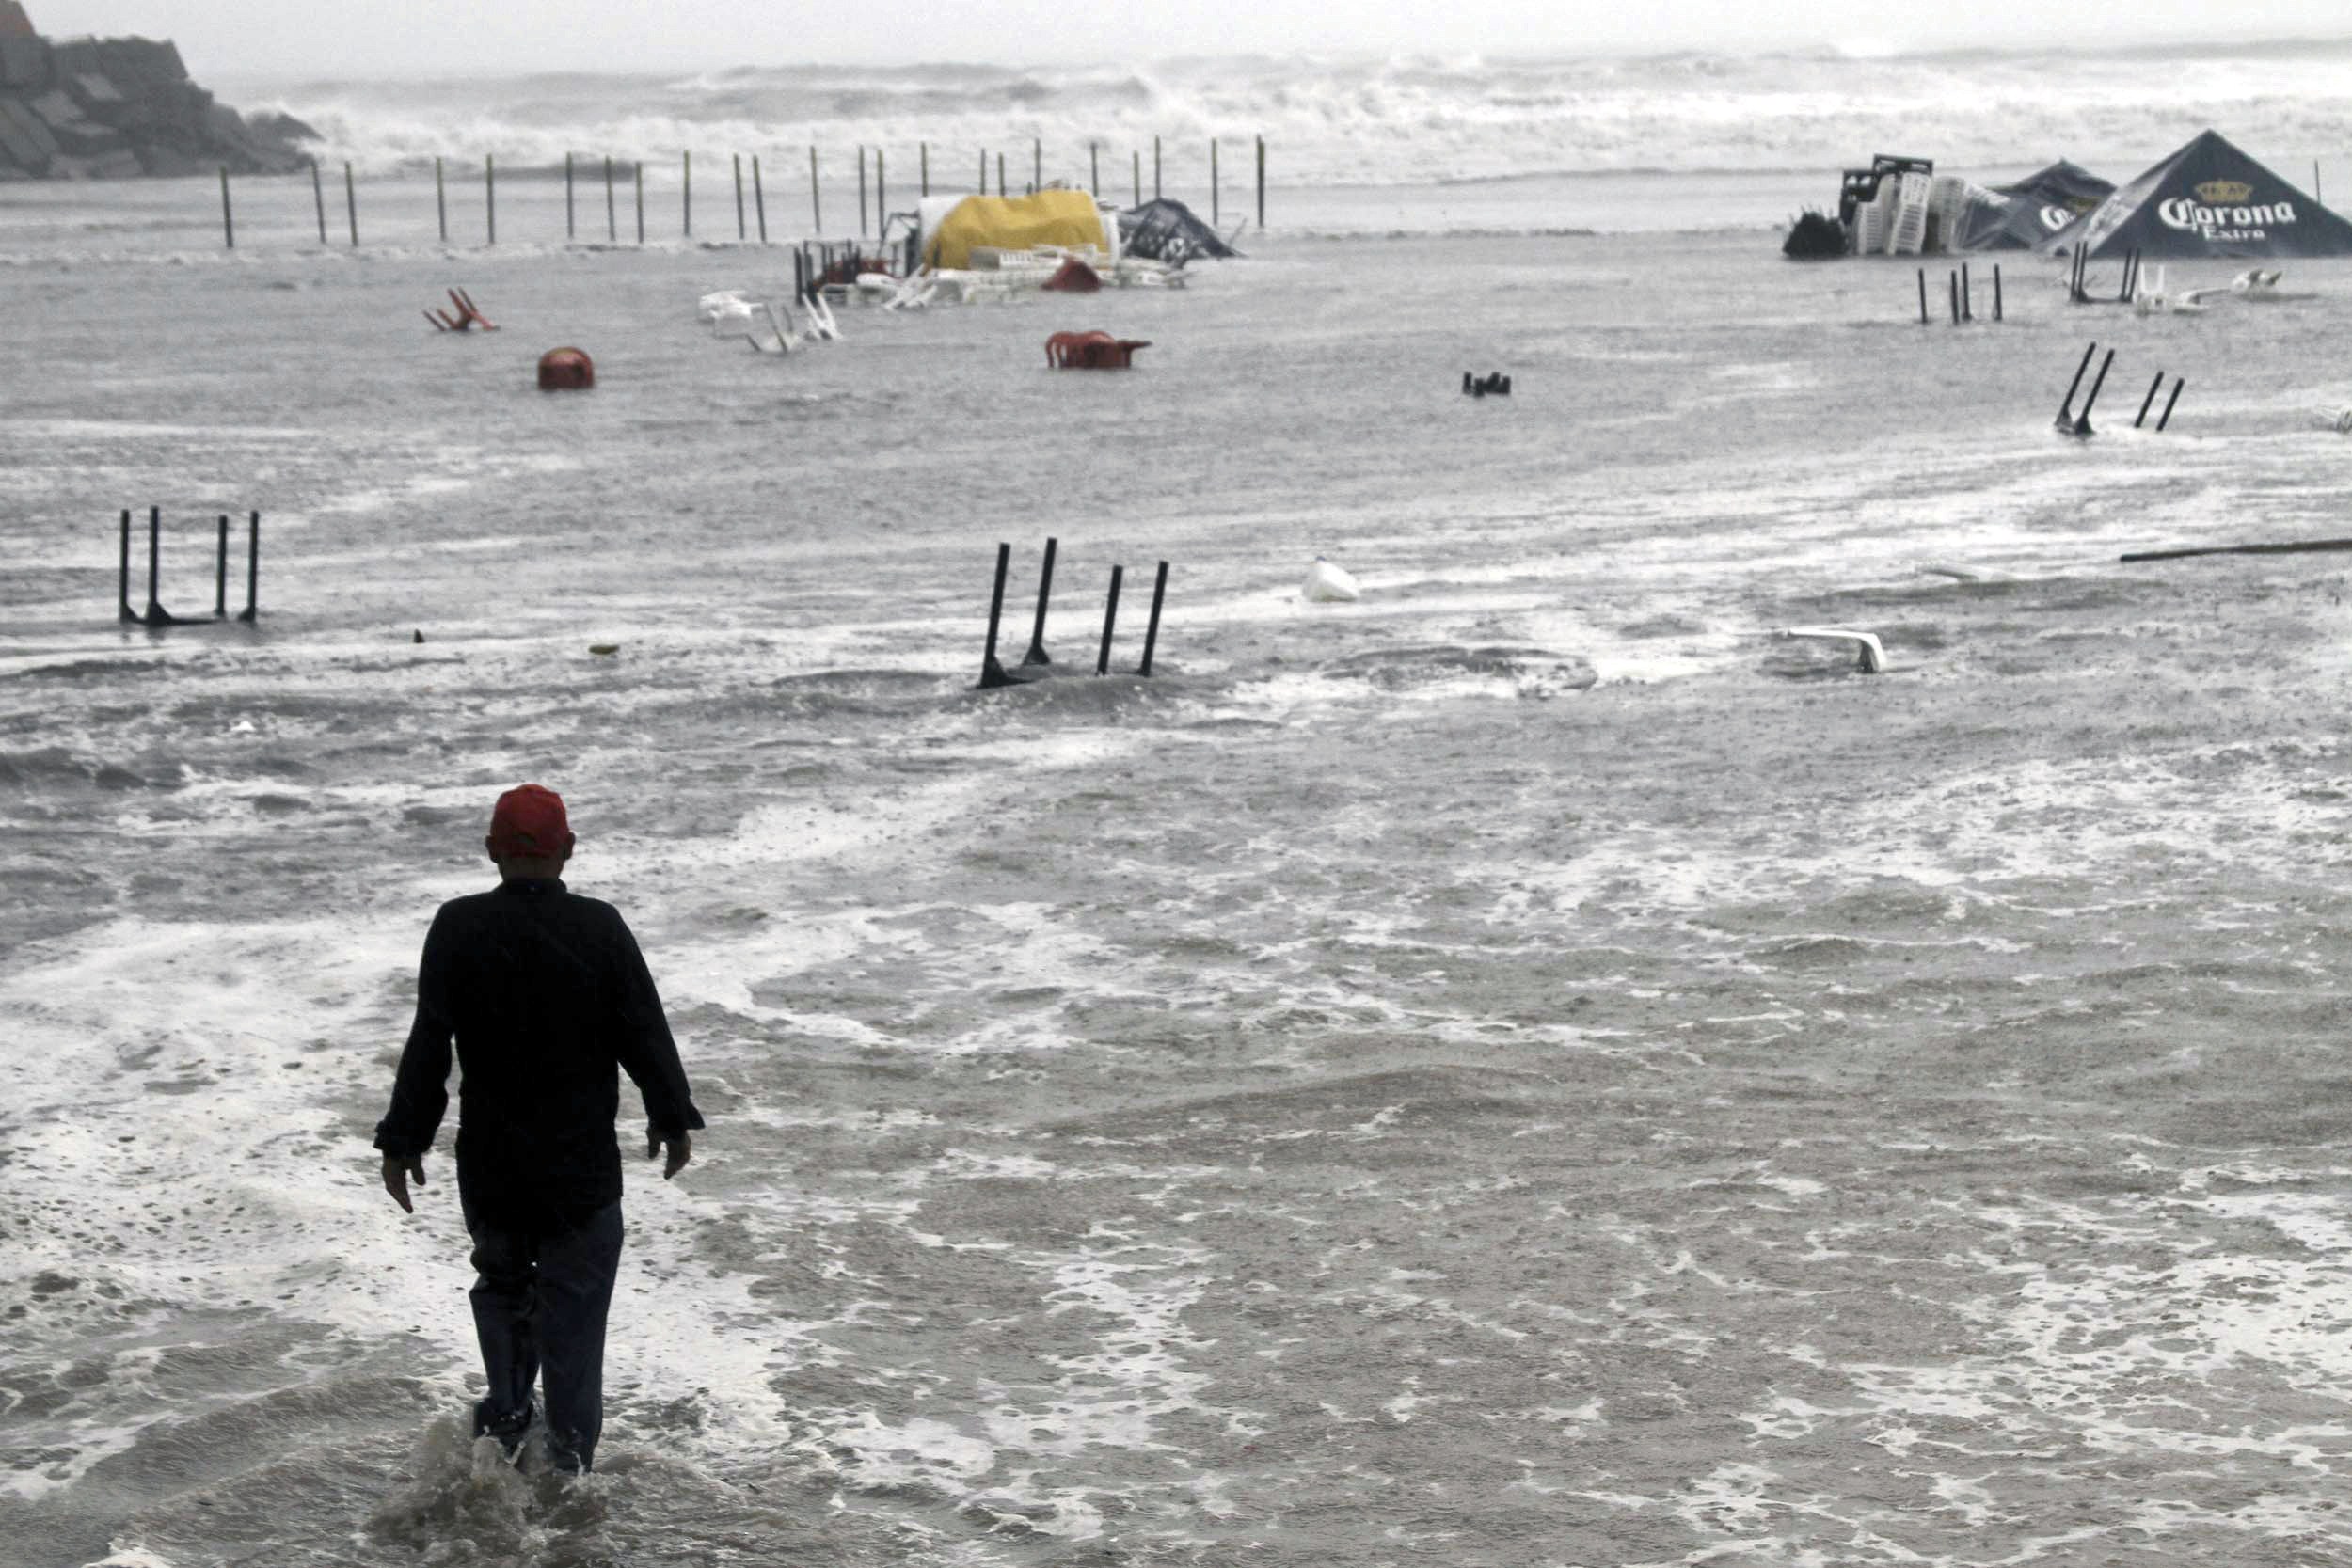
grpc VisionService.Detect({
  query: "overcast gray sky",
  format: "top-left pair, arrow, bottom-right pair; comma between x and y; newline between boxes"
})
30,1 -> 2352,75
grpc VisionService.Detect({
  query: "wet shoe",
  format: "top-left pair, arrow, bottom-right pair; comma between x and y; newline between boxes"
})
471,1398 -> 535,1459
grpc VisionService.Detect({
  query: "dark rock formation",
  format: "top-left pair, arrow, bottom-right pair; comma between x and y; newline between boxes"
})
0,11 -> 314,179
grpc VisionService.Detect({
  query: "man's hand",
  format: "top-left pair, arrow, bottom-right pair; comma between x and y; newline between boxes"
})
381,1153 -> 426,1213
646,1129 -> 691,1180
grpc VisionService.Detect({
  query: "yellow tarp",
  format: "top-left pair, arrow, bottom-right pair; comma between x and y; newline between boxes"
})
924,191 -> 1106,270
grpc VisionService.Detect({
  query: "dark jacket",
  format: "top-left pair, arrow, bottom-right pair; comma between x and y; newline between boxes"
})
373,879 -> 705,1232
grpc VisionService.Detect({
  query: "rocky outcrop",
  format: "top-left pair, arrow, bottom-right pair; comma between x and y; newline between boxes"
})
0,24 -> 314,179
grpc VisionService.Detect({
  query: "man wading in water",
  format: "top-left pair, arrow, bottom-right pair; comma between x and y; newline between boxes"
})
373,784 -> 705,1474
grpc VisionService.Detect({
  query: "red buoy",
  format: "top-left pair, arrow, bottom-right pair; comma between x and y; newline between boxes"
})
537,347 -> 595,391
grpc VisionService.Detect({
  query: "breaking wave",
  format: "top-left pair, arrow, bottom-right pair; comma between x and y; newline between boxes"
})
228,38 -> 2352,185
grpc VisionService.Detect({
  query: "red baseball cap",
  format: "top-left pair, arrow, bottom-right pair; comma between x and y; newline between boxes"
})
487,784 -> 574,860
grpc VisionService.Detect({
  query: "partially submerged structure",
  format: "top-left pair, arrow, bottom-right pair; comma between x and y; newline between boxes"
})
1118,198 -> 1239,263
1798,132 -> 2352,261
2045,129 -> 2352,259
1952,160 -> 2112,251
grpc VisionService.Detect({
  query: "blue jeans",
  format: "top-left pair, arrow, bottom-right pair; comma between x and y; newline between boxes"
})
463,1199 -> 625,1472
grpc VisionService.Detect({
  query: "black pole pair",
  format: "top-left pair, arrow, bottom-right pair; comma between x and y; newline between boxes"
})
2055,341 -> 2112,436
119,508 -> 258,627
978,541 -> 1169,688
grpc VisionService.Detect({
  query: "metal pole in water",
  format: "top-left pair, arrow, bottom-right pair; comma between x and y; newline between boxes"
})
215,515 -> 228,618
2056,341 -> 2096,424
347,161 -> 360,246
1133,150 -> 1140,206
921,141 -> 929,197
753,155 -> 767,243
1153,135 -> 1161,199
2135,372 -> 2166,428
997,151 -> 1006,198
1096,566 -> 1124,676
311,158 -> 326,244
1257,136 -> 1265,227
239,512 -> 258,623
877,149 -> 885,230
809,146 -> 821,232
857,147 -> 866,236
683,150 -> 691,236
435,156 -> 445,243
1994,264 -> 2003,322
218,166 -> 232,248
978,147 -> 987,195
485,153 -> 496,245
734,153 -> 745,241
979,542 -> 1013,689
1139,561 -> 1169,675
1021,537 -> 1058,667
566,151 -> 575,240
1089,141 -> 1098,197
1917,267 -> 1927,325
635,162 -> 645,244
1947,271 -> 1959,325
2073,348 -> 2116,434
146,505 -> 162,624
1032,136 -> 1041,193
119,509 -> 135,623
1211,137 -> 1219,225
2157,378 -> 2186,431
1961,261 -> 1972,321
605,155 -> 616,241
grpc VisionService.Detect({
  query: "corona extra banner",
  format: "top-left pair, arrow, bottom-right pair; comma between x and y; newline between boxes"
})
2046,129 -> 2352,259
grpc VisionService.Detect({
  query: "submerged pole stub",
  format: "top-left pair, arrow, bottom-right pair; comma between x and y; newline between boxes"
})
1138,561 -> 1169,675
1021,536 -> 1058,667
1097,565 -> 1124,676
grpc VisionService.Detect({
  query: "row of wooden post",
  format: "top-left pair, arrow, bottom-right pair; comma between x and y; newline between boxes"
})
216,137 -> 1269,249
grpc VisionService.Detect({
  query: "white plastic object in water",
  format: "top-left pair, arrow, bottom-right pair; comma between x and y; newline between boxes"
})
1779,626 -> 1886,674
1853,185 -> 1893,257
2233,267 -> 2283,295
1887,173 -> 1931,256
697,289 -> 755,324
1303,556 -> 1360,603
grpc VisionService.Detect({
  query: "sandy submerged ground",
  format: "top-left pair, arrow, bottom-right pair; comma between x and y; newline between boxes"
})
3,219 -> 2352,1567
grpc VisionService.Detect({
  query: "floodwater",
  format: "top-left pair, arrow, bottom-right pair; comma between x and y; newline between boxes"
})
4,212 -> 2352,1568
